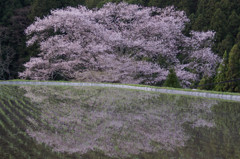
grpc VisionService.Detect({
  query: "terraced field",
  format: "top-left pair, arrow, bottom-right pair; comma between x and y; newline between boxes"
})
0,86 -> 70,159
0,85 -> 240,159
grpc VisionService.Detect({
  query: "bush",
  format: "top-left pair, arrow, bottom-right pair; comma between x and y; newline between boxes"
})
163,69 -> 181,88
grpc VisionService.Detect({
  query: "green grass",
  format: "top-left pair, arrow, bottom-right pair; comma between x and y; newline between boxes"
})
0,84 -> 240,159
0,85 -> 75,159
3,79 -> 240,96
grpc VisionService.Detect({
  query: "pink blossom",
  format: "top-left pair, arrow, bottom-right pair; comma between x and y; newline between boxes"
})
20,3 -> 221,87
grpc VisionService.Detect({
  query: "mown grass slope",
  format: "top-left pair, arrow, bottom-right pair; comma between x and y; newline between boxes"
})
0,85 -> 90,159
0,85 -> 240,159
4,79 -> 240,96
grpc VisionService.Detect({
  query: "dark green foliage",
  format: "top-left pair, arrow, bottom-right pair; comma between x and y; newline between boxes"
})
210,8 -> 227,42
178,0 -> 198,15
214,51 -> 228,91
192,14 -> 206,31
226,43 -> 240,92
193,0 -> 240,57
196,0 -> 216,29
197,75 -> 214,90
163,68 -> 181,88
219,0 -> 231,14
214,43 -> 240,92
0,42 -> 16,79
237,31 -> 240,43
216,34 -> 234,56
85,0 -> 100,8
0,1 -> 32,80
148,0 -> 164,7
0,0 -> 26,24
228,11 -> 240,37
30,0 -> 85,19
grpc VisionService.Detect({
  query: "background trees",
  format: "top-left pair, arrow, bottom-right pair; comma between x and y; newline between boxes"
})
0,0 -> 33,79
213,43 -> 240,92
214,51 -> 228,91
0,27 -> 16,79
226,43 -> 240,92
29,0 -> 85,19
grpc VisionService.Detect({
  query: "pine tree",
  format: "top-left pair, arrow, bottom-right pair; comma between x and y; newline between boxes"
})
30,0 -> 85,19
142,0 -> 150,6
192,14 -> 206,31
85,0 -> 99,8
226,42 -> 240,92
216,34 -> 234,56
0,0 -> 32,79
228,10 -> 240,37
210,8 -> 227,43
196,0 -> 214,26
163,69 -> 181,88
197,75 -> 214,90
205,0 -> 217,21
237,31 -> 240,43
178,0 -> 198,15
148,0 -> 164,7
0,0 -> 23,23
30,0 -> 55,19
196,0 -> 208,14
219,0 -> 231,15
214,51 -> 228,91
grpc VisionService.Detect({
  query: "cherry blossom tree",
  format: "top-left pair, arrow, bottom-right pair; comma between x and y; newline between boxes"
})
19,2 -> 221,87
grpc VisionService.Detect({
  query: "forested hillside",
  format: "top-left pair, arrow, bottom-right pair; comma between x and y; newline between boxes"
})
0,0 -> 240,92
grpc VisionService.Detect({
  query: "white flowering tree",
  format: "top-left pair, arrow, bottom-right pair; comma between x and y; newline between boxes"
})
19,2 -> 220,87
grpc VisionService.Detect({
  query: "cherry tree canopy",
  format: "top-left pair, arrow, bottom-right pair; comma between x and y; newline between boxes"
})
19,2 -> 221,87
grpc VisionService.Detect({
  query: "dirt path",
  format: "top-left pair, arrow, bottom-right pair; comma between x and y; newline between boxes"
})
0,81 -> 240,102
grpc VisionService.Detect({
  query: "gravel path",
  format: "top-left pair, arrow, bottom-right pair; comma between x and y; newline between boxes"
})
0,81 -> 240,102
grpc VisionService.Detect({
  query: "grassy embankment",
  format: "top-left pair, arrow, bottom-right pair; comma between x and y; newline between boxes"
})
0,83 -> 240,159
1,79 -> 240,96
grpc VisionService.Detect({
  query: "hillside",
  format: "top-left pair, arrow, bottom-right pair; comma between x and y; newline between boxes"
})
0,84 -> 240,158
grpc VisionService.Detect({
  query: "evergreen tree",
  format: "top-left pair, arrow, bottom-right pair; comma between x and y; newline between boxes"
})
232,0 -> 240,15
237,31 -> 240,43
216,34 -> 234,56
205,0 -> 216,21
0,27 -> 16,79
85,0 -> 100,8
197,75 -> 214,90
226,42 -> 240,92
196,0 -> 208,14
214,51 -> 228,91
195,0 -> 212,26
0,0 -> 23,23
163,69 -> 181,88
142,0 -> 150,6
30,0 -> 60,19
219,0 -> 231,15
228,11 -> 240,37
192,14 -> 206,31
148,0 -> 166,7
178,0 -> 198,15
30,0 -> 85,19
0,0 -> 32,79
210,8 -> 227,43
